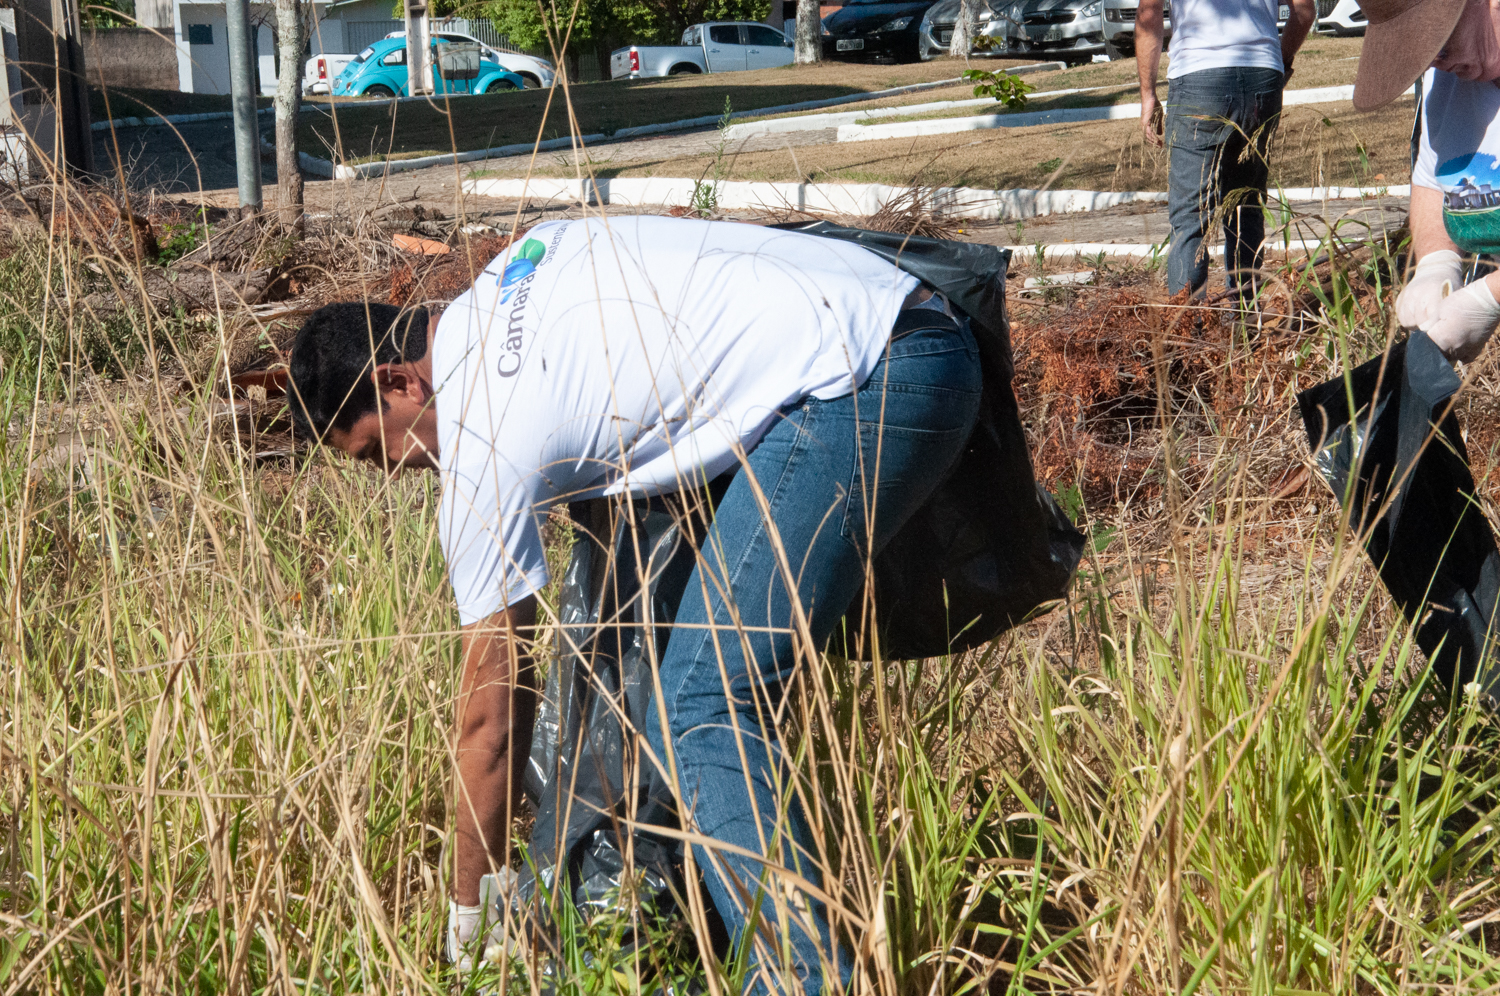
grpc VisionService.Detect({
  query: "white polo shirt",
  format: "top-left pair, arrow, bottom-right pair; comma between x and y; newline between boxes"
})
431,215 -> 919,624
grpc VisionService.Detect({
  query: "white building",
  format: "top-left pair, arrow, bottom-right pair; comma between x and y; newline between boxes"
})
172,0 -> 380,93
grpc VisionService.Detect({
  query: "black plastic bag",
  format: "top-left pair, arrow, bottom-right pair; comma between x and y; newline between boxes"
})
775,222 -> 1085,658
518,492 -> 714,925
1298,330 -> 1500,693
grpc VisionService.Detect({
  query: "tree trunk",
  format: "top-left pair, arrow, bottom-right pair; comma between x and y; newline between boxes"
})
794,0 -> 820,64
949,0 -> 972,57
273,0 -> 306,234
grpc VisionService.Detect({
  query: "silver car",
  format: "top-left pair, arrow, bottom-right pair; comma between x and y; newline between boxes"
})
1100,0 -> 1171,60
918,0 -> 1007,59
999,0 -> 1106,66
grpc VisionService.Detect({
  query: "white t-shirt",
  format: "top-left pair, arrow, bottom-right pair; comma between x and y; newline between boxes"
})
432,216 -> 919,624
1414,69 -> 1500,255
1166,0 -> 1283,79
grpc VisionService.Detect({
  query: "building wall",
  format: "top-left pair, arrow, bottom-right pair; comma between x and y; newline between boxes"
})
172,0 -> 336,92
176,4 -> 231,93
83,28 -> 181,91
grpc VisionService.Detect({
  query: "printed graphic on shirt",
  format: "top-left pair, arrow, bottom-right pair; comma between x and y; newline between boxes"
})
1437,153 -> 1500,254
496,237 -> 547,303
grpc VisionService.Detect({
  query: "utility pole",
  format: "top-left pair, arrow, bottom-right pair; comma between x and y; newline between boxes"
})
403,0 -> 431,96
224,0 -> 262,213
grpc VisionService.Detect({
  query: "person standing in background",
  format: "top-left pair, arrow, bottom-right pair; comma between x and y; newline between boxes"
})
1136,0 -> 1317,300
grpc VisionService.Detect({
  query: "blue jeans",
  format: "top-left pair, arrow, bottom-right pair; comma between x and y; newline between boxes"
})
1165,66 -> 1286,297
646,321 -> 983,996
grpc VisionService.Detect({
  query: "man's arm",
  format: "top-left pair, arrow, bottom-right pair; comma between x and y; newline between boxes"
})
1280,0 -> 1316,82
453,597 -> 538,906
1136,0 -> 1165,149
1411,184 -> 1460,260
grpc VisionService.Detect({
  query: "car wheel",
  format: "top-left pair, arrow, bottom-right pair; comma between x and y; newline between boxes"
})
364,84 -> 395,98
519,73 -> 541,88
1104,37 -> 1132,60
668,64 -> 701,75
484,78 -> 518,93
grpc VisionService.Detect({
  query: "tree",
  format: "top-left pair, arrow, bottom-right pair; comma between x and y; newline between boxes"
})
793,0 -> 818,64
482,0 -> 769,77
273,0 -> 306,232
949,0 -> 972,57
484,0 -> 622,80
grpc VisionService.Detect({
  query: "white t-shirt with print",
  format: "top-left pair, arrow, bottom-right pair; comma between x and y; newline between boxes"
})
431,215 -> 919,625
1166,0 -> 1283,79
1414,68 -> 1500,255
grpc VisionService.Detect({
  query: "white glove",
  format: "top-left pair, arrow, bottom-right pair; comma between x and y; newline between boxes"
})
447,901 -> 483,972
1421,277 -> 1500,363
1398,249 -> 1465,329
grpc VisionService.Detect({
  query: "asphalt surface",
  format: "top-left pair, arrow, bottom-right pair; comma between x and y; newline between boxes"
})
93,118 -> 277,194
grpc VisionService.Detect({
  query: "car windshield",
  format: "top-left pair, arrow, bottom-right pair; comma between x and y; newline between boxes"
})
352,46 -> 373,64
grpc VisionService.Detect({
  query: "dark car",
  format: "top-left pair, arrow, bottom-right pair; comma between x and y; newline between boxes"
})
823,0 -> 941,62
1000,0 -> 1106,65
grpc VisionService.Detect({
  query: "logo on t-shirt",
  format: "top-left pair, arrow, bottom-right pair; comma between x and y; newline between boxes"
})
496,238 -> 547,304
1437,153 -> 1500,254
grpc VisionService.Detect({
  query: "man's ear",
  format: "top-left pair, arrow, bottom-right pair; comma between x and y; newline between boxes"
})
372,363 -> 428,403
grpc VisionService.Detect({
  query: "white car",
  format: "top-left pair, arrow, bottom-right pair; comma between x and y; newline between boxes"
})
1317,0 -> 1365,34
384,29 -> 556,87
304,52 -> 355,94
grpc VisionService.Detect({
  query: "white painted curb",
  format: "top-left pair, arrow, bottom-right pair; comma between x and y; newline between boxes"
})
465,176 -> 1171,219
1011,239 -> 1329,259
723,84 -> 1109,140
93,104 -> 299,131
307,133 -> 608,179
835,83 -> 1402,143
464,174 -> 1406,221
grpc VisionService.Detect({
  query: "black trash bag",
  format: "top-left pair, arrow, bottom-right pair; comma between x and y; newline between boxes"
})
515,490 -> 719,930
775,221 -> 1086,658
1297,330 -> 1500,694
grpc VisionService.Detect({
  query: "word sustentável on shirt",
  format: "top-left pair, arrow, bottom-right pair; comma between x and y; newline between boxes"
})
431,216 -> 919,624
1166,0 -> 1283,79
1415,68 -> 1500,256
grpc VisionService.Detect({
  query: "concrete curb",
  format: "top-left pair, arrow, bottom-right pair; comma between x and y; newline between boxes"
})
463,175 -> 1406,222
91,104 -> 321,131
834,84 -> 1402,143
465,176 -> 1170,219
1011,239 -> 1330,259
305,133 -> 608,179
723,82 -> 1107,140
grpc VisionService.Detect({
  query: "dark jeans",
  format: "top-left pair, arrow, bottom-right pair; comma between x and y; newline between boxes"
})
1165,66 -> 1286,297
646,321 -> 984,996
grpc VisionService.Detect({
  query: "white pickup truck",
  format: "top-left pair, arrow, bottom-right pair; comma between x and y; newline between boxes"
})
610,21 -> 794,79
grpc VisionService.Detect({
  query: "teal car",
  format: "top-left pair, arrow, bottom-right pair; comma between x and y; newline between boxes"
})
331,36 -> 525,97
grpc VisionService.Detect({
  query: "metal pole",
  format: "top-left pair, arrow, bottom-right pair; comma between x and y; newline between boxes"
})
403,0 -> 431,96
225,0 -> 261,211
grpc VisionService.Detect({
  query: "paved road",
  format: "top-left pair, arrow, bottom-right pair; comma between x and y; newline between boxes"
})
93,118 -> 276,194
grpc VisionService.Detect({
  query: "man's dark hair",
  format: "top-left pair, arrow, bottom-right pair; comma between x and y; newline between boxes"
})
288,302 -> 429,441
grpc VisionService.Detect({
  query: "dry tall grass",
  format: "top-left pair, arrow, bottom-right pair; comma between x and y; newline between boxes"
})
4,69 -> 1500,996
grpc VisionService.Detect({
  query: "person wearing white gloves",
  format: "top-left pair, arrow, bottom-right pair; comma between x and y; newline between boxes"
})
1354,0 -> 1500,361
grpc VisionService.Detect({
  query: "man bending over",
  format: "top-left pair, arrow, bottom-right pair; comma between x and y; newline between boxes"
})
287,216 -> 984,994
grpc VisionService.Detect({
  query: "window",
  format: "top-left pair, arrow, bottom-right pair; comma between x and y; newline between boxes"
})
186,23 -> 213,45
352,46 -> 375,64
708,24 -> 740,44
382,48 -> 406,65
682,25 -> 701,44
744,24 -> 787,45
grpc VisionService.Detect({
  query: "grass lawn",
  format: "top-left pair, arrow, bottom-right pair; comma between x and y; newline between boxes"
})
297,55 -> 1042,164
89,86 -> 273,121
474,96 -> 1414,193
